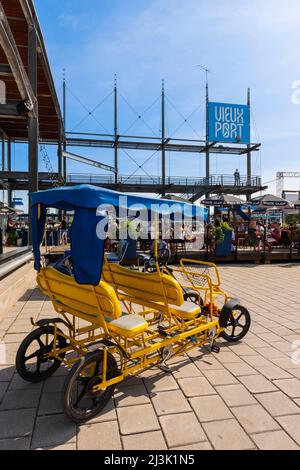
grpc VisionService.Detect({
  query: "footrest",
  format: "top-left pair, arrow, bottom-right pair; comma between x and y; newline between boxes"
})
210,344 -> 220,354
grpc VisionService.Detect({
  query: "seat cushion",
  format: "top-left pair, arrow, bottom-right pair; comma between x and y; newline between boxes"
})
169,301 -> 201,320
107,314 -> 148,338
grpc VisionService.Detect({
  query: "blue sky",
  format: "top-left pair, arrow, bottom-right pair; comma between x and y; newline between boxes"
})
10,0 -> 300,206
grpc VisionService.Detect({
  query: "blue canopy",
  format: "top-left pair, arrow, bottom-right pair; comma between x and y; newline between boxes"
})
32,185 -> 202,285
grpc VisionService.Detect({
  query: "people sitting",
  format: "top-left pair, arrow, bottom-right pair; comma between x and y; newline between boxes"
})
248,220 -> 262,252
266,222 -> 282,252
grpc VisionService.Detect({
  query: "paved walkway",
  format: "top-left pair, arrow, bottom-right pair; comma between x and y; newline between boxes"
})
0,264 -> 300,450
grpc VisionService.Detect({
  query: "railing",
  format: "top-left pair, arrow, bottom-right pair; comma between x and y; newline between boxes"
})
67,174 -> 262,188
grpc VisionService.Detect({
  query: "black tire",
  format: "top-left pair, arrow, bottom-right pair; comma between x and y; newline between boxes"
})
16,325 -> 67,383
62,350 -> 118,423
183,291 -> 204,306
220,305 -> 251,343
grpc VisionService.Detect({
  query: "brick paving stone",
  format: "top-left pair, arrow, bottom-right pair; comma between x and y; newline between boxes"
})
172,441 -> 212,450
224,362 -> 258,377
228,344 -> 258,356
0,369 -> 14,387
170,358 -> 203,378
77,421 -> 121,450
215,384 -> 257,407
272,357 -> 300,370
255,391 -> 300,417
190,395 -> 233,423
44,443 -> 77,450
231,404 -> 280,433
114,383 -> 150,407
117,404 -> 160,435
159,412 -> 206,448
256,347 -> 287,359
238,375 -> 277,393
251,430 -> 299,450
203,419 -> 255,450
0,408 -> 36,439
31,414 -> 76,449
178,377 -> 216,397
86,400 -> 117,424
0,437 -> 31,450
191,354 -> 224,370
214,351 -> 243,364
8,374 -> 43,391
0,382 -> 9,402
273,378 -> 300,398
202,369 -> 239,386
277,415 -> 300,446
256,365 -> 293,380
151,390 -> 191,416
122,430 -> 167,450
143,372 -> 179,394
243,355 -> 273,368
38,392 -> 63,415
0,389 -> 41,411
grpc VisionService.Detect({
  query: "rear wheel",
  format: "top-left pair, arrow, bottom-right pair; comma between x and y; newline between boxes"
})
62,350 -> 118,423
16,325 -> 67,382
220,306 -> 251,343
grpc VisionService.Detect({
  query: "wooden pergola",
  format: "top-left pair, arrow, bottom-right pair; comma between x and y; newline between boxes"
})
0,0 -> 63,241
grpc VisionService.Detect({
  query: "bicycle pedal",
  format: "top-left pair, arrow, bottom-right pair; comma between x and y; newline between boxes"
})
210,344 -> 220,354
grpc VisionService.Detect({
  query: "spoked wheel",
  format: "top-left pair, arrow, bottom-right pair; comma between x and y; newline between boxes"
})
220,305 -> 251,343
183,291 -> 204,306
16,325 -> 67,382
62,350 -> 118,423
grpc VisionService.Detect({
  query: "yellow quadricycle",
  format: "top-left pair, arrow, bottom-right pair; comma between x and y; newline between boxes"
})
16,185 -> 250,423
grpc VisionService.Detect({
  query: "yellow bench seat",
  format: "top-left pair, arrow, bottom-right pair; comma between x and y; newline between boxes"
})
106,314 -> 149,338
169,301 -> 201,320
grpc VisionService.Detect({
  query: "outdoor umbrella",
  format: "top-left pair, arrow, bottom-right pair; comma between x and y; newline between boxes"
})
250,194 -> 290,208
201,194 -> 244,208
0,202 -> 20,216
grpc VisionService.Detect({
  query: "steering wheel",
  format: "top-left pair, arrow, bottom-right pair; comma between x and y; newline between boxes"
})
144,241 -> 170,272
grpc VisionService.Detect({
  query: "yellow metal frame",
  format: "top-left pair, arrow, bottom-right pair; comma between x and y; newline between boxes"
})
32,248 -> 230,393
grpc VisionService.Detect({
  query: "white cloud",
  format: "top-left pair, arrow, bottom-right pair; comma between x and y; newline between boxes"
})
59,13 -> 80,30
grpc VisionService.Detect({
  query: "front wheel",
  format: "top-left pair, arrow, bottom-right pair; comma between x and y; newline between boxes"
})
220,305 -> 251,343
16,325 -> 67,382
62,350 -> 119,423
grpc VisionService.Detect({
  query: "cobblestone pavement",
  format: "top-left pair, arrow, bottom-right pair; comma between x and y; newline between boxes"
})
0,264 -> 300,450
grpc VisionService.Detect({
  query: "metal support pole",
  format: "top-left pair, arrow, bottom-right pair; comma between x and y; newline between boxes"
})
1,135 -> 4,171
205,77 -> 210,196
161,79 -> 166,196
58,129 -> 63,177
114,74 -> 118,186
28,23 -> 38,245
246,88 -> 251,200
7,139 -> 12,207
63,70 -> 67,180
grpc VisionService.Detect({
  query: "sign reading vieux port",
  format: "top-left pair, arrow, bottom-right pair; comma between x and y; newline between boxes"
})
208,102 -> 250,144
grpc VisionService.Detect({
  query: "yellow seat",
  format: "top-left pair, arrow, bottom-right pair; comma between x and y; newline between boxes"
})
36,267 -> 149,338
107,314 -> 148,338
169,301 -> 201,320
